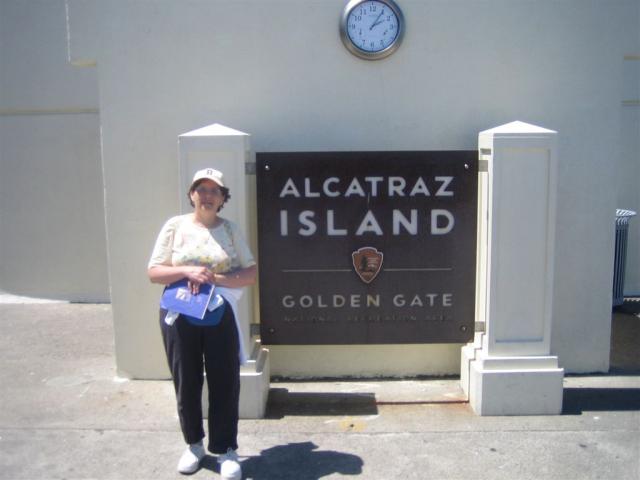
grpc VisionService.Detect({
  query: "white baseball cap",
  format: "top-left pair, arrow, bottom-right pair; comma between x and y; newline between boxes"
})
191,168 -> 225,188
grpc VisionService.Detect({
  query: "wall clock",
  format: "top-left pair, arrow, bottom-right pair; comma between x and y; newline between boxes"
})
340,0 -> 405,60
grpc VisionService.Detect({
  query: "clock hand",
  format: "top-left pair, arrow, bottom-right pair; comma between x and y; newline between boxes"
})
370,9 -> 385,30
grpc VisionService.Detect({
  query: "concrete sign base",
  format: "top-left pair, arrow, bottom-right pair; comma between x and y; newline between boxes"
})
464,121 -> 564,415
469,352 -> 564,415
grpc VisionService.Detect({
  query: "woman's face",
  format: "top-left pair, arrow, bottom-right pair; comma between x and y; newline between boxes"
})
190,179 -> 225,214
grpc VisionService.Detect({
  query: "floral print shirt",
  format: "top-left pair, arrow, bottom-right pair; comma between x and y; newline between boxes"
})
148,214 -> 255,273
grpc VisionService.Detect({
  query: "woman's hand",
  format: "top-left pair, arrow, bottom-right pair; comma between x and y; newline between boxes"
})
148,264 -> 256,291
148,265 -> 214,292
184,266 -> 214,294
184,265 -> 213,285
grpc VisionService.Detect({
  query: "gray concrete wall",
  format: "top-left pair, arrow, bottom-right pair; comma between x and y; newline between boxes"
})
0,0 -> 109,302
1,0 -> 638,376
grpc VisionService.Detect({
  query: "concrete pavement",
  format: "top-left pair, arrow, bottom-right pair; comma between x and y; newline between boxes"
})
0,300 -> 638,479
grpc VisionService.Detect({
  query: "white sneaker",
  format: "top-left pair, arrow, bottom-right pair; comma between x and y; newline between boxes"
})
177,442 -> 206,474
218,448 -> 242,480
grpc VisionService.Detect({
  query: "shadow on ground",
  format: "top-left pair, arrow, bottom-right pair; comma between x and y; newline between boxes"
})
239,442 -> 363,480
563,387 -> 640,414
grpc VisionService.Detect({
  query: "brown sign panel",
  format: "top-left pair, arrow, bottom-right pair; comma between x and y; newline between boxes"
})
256,151 -> 477,345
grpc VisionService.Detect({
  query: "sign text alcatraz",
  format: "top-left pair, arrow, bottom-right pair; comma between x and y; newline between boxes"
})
278,175 -> 456,237
257,151 -> 477,345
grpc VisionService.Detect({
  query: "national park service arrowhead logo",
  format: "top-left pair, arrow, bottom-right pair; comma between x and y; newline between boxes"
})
352,247 -> 384,284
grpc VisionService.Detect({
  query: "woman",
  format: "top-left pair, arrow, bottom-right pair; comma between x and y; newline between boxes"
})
148,167 -> 256,479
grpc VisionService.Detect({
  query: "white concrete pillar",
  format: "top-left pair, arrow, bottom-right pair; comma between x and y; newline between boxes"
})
179,123 -> 270,418
466,121 -> 564,415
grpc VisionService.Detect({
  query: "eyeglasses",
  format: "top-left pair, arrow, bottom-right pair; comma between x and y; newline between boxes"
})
195,186 -> 223,197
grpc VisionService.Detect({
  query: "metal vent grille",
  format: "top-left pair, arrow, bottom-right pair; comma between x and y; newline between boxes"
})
613,209 -> 637,306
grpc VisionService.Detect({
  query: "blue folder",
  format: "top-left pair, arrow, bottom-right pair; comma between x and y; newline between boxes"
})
160,278 -> 214,320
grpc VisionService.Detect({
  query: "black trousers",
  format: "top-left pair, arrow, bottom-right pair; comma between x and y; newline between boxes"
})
160,305 -> 240,454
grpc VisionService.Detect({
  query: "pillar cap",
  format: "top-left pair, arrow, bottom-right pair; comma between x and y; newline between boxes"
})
480,121 -> 556,136
179,123 -> 249,138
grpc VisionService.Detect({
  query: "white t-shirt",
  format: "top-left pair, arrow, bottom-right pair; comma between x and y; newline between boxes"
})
148,214 -> 255,272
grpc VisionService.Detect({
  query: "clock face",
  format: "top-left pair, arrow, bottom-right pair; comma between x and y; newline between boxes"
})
341,0 -> 404,60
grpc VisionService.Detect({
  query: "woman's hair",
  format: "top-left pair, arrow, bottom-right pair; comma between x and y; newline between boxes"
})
188,179 -> 231,211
